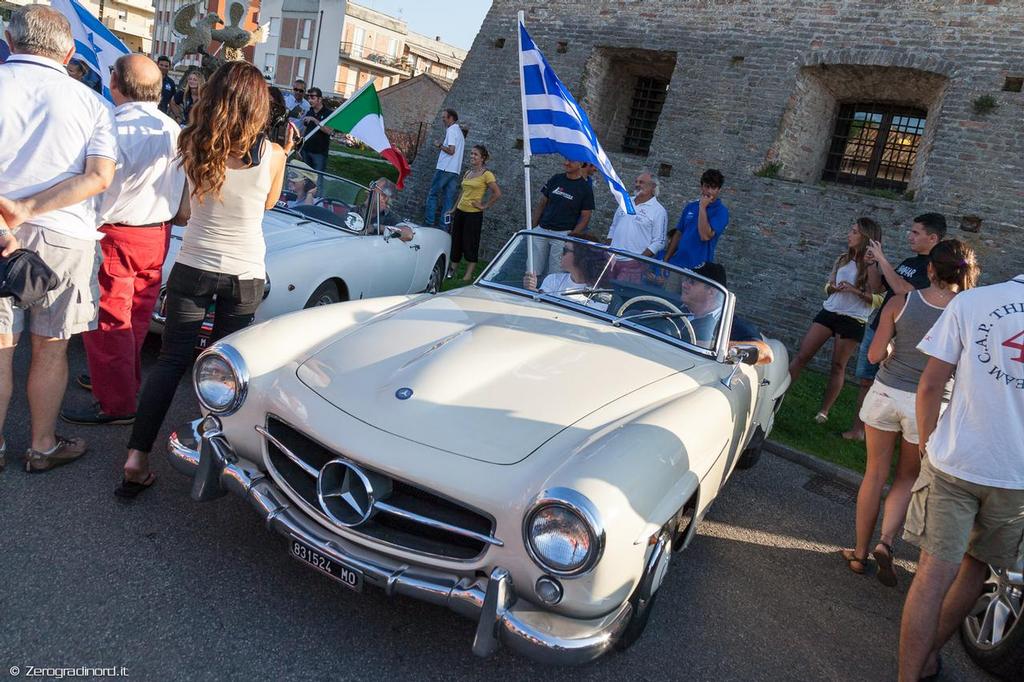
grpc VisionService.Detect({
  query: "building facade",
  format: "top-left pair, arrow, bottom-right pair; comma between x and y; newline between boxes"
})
335,0 -> 406,97
253,0 -> 345,92
403,0 -> 1024,349
403,31 -> 465,85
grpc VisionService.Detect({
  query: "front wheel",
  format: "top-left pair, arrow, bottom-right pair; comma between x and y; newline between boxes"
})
304,281 -> 342,308
615,532 -> 672,651
425,257 -> 445,294
960,563 -> 1024,679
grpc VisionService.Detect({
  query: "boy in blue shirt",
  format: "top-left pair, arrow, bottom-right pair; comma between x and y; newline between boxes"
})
665,169 -> 729,269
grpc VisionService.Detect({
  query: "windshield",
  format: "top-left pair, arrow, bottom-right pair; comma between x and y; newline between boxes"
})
276,162 -> 371,232
479,232 -> 730,354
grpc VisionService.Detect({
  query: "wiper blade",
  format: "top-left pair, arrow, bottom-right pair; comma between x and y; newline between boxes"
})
612,310 -> 690,326
554,286 -> 613,297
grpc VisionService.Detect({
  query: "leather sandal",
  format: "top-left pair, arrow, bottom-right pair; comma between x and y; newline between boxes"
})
839,548 -> 869,575
873,541 -> 898,587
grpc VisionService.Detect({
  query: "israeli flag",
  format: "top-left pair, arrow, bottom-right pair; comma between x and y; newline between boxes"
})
519,21 -> 634,215
51,0 -> 130,101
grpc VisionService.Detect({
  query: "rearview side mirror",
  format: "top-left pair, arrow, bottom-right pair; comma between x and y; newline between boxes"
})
728,341 -> 774,366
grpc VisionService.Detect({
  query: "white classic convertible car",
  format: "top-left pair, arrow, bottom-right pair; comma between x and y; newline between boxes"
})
166,232 -> 791,664
151,163 -> 451,337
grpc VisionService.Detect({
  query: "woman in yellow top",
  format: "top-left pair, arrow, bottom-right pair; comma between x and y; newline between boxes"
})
446,145 -> 501,281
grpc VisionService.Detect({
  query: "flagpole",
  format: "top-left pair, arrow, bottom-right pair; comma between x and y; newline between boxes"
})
517,11 -> 535,275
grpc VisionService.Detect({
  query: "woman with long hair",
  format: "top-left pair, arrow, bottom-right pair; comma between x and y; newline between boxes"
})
116,61 -> 291,498
171,69 -> 205,126
789,217 -> 883,422
523,238 -> 610,310
447,145 -> 501,281
840,239 -> 979,582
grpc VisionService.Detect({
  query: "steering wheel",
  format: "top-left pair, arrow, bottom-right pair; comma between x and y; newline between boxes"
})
616,295 -> 696,344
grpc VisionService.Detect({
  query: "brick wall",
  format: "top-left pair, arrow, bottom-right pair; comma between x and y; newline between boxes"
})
398,0 -> 1024,354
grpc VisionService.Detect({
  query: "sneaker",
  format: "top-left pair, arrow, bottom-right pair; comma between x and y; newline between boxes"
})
24,435 -> 87,472
61,403 -> 135,426
76,373 -> 92,391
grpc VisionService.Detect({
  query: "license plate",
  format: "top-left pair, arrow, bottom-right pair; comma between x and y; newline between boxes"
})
289,538 -> 363,592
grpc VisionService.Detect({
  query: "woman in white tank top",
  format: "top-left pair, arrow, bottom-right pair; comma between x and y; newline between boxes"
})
788,217 -> 884,423
118,61 -> 292,498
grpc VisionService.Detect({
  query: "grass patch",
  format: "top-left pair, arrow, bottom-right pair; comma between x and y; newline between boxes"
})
329,142 -> 385,159
327,155 -> 397,188
772,370 -> 867,474
440,260 -> 489,292
754,161 -> 782,178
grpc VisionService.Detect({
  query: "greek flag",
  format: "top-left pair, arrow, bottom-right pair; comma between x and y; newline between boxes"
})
519,21 -> 634,215
51,0 -> 130,101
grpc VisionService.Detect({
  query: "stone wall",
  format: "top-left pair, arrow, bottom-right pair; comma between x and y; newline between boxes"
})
398,0 -> 1024,352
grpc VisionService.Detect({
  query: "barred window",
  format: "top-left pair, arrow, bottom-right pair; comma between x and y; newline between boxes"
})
822,103 -> 927,191
622,77 -> 669,156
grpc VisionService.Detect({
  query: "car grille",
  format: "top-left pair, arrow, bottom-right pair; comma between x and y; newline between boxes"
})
261,416 -> 497,560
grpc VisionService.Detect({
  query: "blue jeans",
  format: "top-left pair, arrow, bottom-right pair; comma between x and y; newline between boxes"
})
301,150 -> 328,172
855,323 -> 879,380
424,169 -> 460,227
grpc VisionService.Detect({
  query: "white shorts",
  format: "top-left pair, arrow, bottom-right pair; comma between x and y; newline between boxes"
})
859,381 -> 946,445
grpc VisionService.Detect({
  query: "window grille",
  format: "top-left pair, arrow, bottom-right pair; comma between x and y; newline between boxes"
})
622,77 -> 668,155
822,103 -> 926,191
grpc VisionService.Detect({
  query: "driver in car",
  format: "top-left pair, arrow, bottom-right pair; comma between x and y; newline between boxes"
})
368,177 -> 400,231
680,262 -> 726,347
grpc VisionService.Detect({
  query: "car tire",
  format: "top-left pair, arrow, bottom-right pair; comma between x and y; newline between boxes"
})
960,563 -> 1024,679
304,281 -> 342,308
615,532 -> 672,652
736,425 -> 765,470
425,257 -> 445,294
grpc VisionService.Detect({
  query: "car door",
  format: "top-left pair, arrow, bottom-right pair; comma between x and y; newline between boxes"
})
364,194 -> 417,294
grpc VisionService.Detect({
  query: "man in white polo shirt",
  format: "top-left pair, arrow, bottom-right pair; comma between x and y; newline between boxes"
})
0,5 -> 116,473
897,273 -> 1024,681
423,108 -> 465,228
60,54 -> 187,427
607,171 -> 668,282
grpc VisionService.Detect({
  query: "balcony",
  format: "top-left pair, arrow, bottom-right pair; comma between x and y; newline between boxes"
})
338,41 -> 409,75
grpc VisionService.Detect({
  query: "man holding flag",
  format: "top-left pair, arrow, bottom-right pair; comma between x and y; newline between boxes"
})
299,81 -> 411,189
0,4 -> 116,473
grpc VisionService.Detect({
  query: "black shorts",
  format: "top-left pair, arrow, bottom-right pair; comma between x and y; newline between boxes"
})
451,209 -> 484,263
813,309 -> 865,341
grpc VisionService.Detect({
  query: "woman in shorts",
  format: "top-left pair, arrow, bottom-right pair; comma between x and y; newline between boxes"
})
447,145 -> 501,281
840,239 -> 978,583
788,217 -> 882,422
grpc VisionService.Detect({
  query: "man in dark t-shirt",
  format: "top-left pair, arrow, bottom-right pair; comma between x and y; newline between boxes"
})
156,56 -> 176,114
843,212 -> 947,440
529,159 -> 595,277
300,87 -> 333,173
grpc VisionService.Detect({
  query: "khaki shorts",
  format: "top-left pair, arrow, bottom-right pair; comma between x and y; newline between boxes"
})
904,457 -> 1024,568
0,223 -> 101,339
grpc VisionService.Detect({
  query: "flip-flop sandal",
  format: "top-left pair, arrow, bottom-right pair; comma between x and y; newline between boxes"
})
839,549 -> 869,575
114,473 -> 156,499
873,542 -> 898,587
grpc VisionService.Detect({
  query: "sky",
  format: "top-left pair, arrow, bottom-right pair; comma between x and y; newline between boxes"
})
356,0 -> 492,51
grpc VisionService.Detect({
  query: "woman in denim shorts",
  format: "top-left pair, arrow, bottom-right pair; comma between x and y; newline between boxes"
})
840,240 -> 978,583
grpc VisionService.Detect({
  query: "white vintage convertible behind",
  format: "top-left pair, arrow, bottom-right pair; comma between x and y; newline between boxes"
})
151,163 -> 450,335
166,232 -> 791,664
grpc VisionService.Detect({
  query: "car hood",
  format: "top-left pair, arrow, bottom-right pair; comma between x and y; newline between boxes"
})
169,209 -> 350,253
295,288 -> 693,465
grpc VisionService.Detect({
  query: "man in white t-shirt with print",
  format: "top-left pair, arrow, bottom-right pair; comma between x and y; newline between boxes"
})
897,274 -> 1024,681
607,171 -> 668,282
423,108 -> 465,228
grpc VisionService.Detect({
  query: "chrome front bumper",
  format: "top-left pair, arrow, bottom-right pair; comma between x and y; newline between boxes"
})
168,417 -> 632,665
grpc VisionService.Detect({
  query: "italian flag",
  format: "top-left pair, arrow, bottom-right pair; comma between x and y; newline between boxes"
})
315,82 -> 411,189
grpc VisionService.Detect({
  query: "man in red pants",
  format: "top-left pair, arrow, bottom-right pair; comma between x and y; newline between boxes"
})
61,54 -> 186,425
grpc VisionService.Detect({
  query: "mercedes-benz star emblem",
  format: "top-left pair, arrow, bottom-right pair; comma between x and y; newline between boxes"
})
395,387 -> 413,400
317,459 -> 375,527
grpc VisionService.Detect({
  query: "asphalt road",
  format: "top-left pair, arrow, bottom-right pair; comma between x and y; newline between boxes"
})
0,336 -> 995,681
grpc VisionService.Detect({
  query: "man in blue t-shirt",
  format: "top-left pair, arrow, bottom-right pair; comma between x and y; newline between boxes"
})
665,169 -> 729,270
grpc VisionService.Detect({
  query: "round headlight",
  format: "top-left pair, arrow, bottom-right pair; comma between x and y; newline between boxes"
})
194,347 -> 247,414
527,504 -> 595,574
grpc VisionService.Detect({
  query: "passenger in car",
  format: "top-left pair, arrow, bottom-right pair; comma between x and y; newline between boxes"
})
680,262 -> 726,347
285,176 -> 317,208
523,240 -> 610,311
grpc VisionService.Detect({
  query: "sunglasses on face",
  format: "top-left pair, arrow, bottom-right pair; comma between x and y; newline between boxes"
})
293,88 -> 305,93
562,246 -> 574,255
